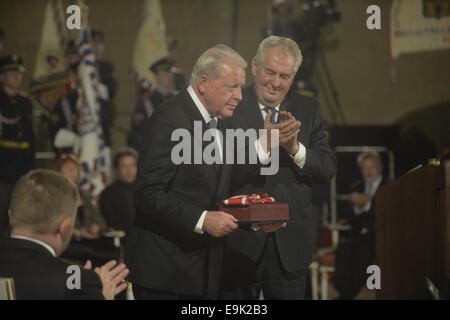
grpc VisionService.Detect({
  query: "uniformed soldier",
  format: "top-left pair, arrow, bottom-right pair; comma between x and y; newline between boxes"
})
91,30 -> 116,148
92,30 -> 118,100
0,54 -> 35,186
127,57 -> 178,152
48,39 -> 113,153
167,36 -> 188,91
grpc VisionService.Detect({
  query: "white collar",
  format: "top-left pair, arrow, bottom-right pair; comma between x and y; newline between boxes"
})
11,235 -> 57,257
366,175 -> 383,187
259,103 -> 281,112
187,85 -> 214,124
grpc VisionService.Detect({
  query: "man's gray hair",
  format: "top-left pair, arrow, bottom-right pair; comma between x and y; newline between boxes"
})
357,152 -> 383,167
255,36 -> 303,73
190,44 -> 247,86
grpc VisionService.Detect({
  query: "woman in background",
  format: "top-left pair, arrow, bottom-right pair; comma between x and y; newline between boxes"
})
55,153 -> 106,240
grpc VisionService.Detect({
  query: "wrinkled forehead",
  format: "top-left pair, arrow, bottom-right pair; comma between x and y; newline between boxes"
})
217,60 -> 246,84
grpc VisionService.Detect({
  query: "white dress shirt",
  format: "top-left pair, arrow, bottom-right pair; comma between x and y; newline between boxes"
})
11,235 -> 57,257
187,86 -> 221,234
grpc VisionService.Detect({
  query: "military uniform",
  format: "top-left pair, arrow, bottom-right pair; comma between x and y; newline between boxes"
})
90,30 -> 116,151
49,88 -> 113,151
96,60 -> 117,100
127,58 -> 178,152
0,55 -> 35,186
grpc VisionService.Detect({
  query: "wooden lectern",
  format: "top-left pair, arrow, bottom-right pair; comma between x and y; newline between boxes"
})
375,163 -> 450,299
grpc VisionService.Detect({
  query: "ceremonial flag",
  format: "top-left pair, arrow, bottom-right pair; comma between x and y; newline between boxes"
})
76,28 -> 110,196
33,0 -> 67,79
131,0 -> 168,88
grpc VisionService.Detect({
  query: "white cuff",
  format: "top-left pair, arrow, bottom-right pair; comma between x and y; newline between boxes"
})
289,142 -> 307,168
194,211 -> 207,234
353,201 -> 371,215
255,138 -> 271,165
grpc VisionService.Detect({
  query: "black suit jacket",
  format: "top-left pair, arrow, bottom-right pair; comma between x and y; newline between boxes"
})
99,180 -> 136,234
125,89 -> 233,296
223,86 -> 336,282
344,177 -> 388,240
0,238 -> 103,299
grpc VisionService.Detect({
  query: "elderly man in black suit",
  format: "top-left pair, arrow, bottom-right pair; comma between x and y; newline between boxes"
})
125,45 -> 250,300
220,36 -> 336,300
0,169 -> 129,299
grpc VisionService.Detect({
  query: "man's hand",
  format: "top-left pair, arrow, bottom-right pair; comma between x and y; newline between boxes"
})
263,110 -> 300,155
278,111 -> 301,155
203,211 -> 238,237
259,222 -> 287,233
350,193 -> 369,209
94,260 -> 129,300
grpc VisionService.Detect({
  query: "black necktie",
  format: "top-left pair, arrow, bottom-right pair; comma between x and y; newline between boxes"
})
206,118 -> 222,174
263,107 -> 278,124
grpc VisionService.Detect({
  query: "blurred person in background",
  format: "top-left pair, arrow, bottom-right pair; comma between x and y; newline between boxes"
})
334,152 -> 387,299
99,148 -> 138,237
55,153 -> 106,240
127,57 -> 178,152
0,54 -> 35,237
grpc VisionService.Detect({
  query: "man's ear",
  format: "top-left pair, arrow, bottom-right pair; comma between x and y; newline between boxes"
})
251,57 -> 258,77
196,75 -> 209,94
58,216 -> 73,238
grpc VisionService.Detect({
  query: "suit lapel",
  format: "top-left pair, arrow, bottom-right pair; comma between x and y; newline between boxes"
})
180,90 -> 219,193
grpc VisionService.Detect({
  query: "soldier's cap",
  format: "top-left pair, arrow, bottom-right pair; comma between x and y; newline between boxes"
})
91,29 -> 105,43
0,54 -> 25,73
149,57 -> 174,73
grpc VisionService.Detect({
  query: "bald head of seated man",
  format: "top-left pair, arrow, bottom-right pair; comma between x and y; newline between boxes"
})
0,169 -> 129,300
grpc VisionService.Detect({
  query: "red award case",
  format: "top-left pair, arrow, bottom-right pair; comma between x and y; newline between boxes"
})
220,203 -> 289,224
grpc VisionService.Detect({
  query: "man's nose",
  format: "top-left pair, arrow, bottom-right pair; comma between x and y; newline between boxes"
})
234,87 -> 243,101
271,75 -> 280,88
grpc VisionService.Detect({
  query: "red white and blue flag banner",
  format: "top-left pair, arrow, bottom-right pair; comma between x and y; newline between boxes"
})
76,28 -> 110,197
390,0 -> 450,59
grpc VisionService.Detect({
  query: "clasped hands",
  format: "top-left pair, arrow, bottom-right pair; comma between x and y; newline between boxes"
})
350,192 -> 369,209
259,109 -> 301,156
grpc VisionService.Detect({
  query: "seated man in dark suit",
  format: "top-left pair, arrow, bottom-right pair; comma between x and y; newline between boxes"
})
100,148 -> 138,236
0,169 -> 129,299
334,152 -> 387,299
